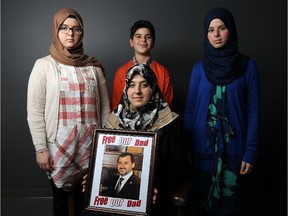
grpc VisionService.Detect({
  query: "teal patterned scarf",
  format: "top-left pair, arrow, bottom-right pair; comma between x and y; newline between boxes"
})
206,85 -> 236,209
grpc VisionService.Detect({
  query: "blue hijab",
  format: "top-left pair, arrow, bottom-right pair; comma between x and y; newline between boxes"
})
203,7 -> 248,85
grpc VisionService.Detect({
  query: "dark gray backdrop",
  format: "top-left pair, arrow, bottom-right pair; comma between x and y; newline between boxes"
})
1,0 -> 287,214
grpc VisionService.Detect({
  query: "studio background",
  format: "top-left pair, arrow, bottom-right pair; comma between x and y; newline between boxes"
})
1,0 -> 287,215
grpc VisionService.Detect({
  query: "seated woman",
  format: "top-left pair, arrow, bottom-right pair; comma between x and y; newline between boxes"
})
84,64 -> 190,215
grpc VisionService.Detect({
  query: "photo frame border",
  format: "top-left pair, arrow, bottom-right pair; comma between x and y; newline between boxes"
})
83,128 -> 158,216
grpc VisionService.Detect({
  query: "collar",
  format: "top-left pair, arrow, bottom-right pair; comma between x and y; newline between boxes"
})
132,56 -> 153,66
120,171 -> 133,181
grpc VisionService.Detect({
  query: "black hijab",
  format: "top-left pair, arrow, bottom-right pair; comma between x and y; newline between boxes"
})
203,7 -> 248,85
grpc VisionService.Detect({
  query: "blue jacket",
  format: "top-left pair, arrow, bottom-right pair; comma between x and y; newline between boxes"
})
183,59 -> 260,165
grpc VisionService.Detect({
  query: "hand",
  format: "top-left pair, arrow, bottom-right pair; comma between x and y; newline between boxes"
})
152,188 -> 158,204
36,151 -> 53,172
240,161 -> 253,174
82,174 -> 88,192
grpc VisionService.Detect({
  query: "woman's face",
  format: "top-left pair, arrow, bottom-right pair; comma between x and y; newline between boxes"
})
127,74 -> 152,109
207,18 -> 229,49
58,17 -> 82,49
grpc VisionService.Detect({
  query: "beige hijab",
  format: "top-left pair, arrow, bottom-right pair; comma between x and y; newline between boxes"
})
49,8 -> 104,69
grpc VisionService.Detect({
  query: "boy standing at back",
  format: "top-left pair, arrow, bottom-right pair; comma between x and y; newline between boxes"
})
111,20 -> 174,110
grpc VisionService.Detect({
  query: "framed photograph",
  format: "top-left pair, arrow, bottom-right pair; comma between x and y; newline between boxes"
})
83,128 -> 158,216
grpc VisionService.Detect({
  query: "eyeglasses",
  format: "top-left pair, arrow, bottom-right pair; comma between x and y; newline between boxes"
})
58,25 -> 82,34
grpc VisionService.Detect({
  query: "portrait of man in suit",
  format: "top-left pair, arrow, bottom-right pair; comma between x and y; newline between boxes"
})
105,152 -> 141,200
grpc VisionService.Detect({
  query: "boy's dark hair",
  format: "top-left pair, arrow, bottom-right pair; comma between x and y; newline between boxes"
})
130,20 -> 155,40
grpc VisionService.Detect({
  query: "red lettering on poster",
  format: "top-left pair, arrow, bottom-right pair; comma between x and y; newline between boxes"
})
102,136 -> 116,144
127,200 -> 141,207
135,139 -> 148,146
93,196 -> 108,206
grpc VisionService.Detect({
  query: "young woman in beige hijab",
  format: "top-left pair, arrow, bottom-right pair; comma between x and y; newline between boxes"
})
27,8 -> 110,216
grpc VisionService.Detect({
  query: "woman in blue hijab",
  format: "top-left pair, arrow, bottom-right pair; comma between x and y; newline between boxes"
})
184,7 -> 260,216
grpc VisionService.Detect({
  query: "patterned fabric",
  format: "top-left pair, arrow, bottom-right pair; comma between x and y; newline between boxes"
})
206,86 -> 234,154
132,56 -> 152,66
111,59 -> 173,110
48,63 -> 97,187
106,64 -> 177,132
191,154 -> 244,216
204,85 -> 238,213
58,65 -> 98,125
190,85 -> 243,215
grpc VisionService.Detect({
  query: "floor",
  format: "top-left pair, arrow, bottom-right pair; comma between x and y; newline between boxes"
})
1,197 -> 53,216
1,179 -> 286,216
1,189 -> 286,216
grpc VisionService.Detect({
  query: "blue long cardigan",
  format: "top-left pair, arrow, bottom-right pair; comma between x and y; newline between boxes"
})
183,58 -> 260,165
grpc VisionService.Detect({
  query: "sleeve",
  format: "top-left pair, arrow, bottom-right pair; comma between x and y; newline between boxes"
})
242,60 -> 260,164
156,117 -> 190,190
27,59 -> 48,151
111,67 -> 126,111
96,68 -> 111,128
169,118 -> 191,179
183,65 -> 200,135
161,67 -> 174,108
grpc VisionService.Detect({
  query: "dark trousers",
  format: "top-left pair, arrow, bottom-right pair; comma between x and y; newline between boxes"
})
50,180 -> 85,216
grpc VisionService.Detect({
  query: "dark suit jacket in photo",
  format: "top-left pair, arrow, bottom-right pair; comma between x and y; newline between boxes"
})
106,173 -> 141,200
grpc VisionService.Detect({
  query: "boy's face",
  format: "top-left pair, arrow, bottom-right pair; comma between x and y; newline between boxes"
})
129,28 -> 154,56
